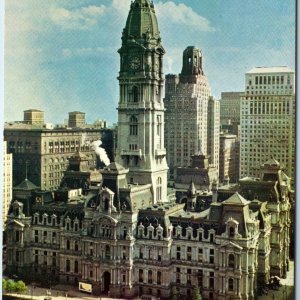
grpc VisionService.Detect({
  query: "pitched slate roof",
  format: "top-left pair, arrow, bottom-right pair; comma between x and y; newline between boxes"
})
222,192 -> 249,206
14,178 -> 38,190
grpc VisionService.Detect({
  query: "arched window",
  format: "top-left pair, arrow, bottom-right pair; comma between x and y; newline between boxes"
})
148,270 -> 153,284
74,260 -> 78,273
156,177 -> 162,201
132,86 -> 139,102
228,278 -> 234,291
104,198 -> 109,211
229,227 -> 235,238
130,116 -> 138,135
228,254 -> 235,268
66,259 -> 70,272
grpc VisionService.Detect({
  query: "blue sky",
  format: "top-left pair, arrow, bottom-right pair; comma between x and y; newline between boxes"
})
4,0 -> 295,125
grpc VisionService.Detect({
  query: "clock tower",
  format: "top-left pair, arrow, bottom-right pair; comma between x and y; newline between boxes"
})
116,0 -> 168,203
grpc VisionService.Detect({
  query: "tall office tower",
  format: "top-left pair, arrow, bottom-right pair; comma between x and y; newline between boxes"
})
2,141 -> 13,226
165,46 -> 212,178
220,92 -> 243,135
219,133 -> 239,184
115,0 -> 168,202
240,66 -> 295,180
207,97 -> 220,177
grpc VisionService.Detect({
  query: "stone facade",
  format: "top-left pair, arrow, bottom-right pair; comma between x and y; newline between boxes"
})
207,97 -> 220,176
68,111 -> 86,128
23,109 -> 44,126
4,122 -> 114,190
219,133 -> 239,184
240,67 -> 295,181
5,158 -> 292,299
115,0 -> 168,203
2,141 -> 13,226
4,1 -> 293,300
219,92 -> 242,130
175,154 -> 218,192
165,46 -> 219,179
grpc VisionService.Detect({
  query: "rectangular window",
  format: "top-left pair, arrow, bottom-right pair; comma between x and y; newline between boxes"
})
187,269 -> 192,285
34,250 -> 38,263
187,247 -> 192,261
176,247 -> 181,260
209,272 -> 214,289
176,268 -> 181,284
35,230 -> 39,243
209,249 -> 214,264
198,248 -> 203,262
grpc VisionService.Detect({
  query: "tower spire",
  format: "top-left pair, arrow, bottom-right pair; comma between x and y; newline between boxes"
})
116,0 -> 168,203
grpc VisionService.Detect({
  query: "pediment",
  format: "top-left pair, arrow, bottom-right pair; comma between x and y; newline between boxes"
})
6,219 -> 25,228
219,241 -> 243,250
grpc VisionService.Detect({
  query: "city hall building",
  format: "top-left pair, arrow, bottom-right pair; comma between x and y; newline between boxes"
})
4,1 -> 293,299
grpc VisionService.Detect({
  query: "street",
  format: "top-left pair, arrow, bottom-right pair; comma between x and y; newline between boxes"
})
258,261 -> 294,300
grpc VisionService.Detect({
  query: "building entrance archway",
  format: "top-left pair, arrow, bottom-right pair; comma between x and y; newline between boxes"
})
102,271 -> 111,293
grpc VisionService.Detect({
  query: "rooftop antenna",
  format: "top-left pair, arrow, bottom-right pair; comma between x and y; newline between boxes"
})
25,160 -> 29,180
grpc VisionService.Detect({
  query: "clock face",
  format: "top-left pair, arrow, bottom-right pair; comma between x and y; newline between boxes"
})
130,57 -> 140,70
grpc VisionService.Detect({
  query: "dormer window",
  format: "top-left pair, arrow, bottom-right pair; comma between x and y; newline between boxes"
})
138,225 -> 144,238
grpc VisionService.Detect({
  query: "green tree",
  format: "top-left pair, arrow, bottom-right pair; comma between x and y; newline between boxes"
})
193,287 -> 202,300
15,280 -> 27,293
2,278 -> 7,291
5,279 -> 16,293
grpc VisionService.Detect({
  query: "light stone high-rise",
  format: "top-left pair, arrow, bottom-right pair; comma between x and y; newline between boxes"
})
240,66 -> 295,180
2,141 -> 13,226
165,47 -> 216,178
207,97 -> 220,177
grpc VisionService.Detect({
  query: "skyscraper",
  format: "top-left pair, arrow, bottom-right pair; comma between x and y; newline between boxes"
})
207,96 -> 220,176
2,141 -> 13,226
240,67 -> 295,180
165,46 -> 216,178
115,0 -> 168,202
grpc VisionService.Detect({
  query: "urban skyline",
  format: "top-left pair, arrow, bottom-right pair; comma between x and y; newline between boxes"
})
2,1 -> 296,300
4,0 -> 295,125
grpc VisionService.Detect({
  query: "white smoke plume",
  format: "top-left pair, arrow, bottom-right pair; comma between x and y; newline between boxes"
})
91,140 -> 110,166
